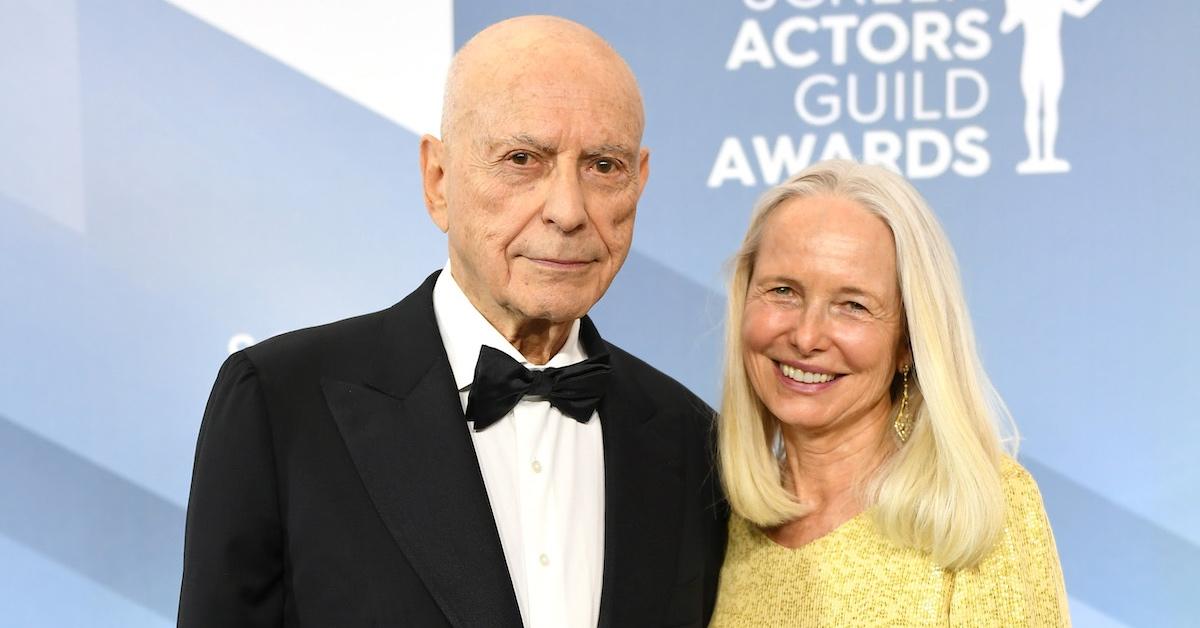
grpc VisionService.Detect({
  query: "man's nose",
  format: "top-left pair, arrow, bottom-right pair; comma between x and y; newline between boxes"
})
541,160 -> 588,233
788,306 -> 832,354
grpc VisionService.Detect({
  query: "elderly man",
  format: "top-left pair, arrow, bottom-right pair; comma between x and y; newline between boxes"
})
178,15 -> 726,628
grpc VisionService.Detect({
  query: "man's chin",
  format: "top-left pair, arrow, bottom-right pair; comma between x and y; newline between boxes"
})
512,293 -> 597,325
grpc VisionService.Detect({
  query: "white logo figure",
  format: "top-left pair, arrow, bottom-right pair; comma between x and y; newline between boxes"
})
1001,0 -> 1102,174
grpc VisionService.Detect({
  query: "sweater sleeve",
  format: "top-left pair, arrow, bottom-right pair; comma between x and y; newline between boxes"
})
949,458 -> 1071,627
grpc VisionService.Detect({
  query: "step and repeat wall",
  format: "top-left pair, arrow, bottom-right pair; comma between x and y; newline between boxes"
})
2,1 -> 1196,625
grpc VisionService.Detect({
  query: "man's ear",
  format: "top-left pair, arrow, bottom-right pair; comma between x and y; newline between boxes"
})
420,134 -> 449,232
637,147 -> 651,197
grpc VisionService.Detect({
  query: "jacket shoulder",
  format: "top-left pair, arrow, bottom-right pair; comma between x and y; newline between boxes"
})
242,271 -> 440,375
242,306 -> 395,373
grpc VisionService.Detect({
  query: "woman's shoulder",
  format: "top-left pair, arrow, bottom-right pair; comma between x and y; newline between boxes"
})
999,453 -> 1030,478
952,455 -> 1070,625
998,454 -> 1047,515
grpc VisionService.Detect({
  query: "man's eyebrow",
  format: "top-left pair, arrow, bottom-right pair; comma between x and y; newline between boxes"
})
488,134 -> 558,155
586,144 -> 638,160
485,136 -> 637,159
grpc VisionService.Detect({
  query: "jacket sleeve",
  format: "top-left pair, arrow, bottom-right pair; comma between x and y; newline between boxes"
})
178,352 -> 285,627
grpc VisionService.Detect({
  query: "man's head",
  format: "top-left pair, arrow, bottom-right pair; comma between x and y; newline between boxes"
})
420,16 -> 649,345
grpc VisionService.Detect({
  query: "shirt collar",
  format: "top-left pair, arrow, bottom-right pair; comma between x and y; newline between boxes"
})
432,263 -> 587,392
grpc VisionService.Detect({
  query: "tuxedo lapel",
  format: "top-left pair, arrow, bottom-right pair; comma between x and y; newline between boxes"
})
594,323 -> 687,628
322,272 -> 522,628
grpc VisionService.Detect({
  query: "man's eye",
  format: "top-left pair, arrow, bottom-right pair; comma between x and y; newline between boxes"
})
509,152 -> 532,166
595,159 -> 615,174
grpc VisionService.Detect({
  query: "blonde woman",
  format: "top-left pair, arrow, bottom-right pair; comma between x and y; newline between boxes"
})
711,160 -> 1069,626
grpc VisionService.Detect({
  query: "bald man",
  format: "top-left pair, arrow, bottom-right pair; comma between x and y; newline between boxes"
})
178,16 -> 726,628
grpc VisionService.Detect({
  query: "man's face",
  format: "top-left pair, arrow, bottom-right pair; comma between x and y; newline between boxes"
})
423,66 -> 649,332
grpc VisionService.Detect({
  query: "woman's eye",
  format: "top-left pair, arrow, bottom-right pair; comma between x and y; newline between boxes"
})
846,301 -> 868,312
771,286 -> 792,296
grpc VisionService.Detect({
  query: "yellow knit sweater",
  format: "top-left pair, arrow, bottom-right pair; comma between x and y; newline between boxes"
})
710,458 -> 1070,627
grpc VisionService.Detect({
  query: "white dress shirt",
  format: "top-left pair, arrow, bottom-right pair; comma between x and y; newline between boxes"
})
432,266 -> 605,628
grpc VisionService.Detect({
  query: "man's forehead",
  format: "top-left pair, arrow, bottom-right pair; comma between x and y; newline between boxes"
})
465,93 -> 644,152
487,76 -> 640,113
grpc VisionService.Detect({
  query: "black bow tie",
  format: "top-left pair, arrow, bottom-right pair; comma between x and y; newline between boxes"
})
465,344 -> 612,432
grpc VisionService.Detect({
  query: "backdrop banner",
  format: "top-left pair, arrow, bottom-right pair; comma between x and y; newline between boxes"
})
1,1 -> 1195,626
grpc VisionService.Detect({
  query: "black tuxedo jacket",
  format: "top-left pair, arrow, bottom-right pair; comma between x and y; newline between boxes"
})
178,271 -> 728,627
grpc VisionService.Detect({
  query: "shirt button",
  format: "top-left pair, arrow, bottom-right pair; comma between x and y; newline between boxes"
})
531,460 -> 542,473
539,553 -> 550,566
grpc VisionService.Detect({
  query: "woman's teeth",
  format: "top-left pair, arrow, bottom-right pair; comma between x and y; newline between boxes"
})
779,363 -> 835,384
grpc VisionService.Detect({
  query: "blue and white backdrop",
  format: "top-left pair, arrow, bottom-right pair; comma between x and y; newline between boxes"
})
2,1 -> 1196,625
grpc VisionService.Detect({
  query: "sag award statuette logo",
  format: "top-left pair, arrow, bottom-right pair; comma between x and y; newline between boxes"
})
1001,0 -> 1102,174
708,0 -> 1104,187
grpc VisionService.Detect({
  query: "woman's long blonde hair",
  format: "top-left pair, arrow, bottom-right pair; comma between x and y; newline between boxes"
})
718,160 -> 1017,570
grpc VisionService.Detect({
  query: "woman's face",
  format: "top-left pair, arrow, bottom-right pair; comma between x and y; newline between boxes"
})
742,194 -> 907,437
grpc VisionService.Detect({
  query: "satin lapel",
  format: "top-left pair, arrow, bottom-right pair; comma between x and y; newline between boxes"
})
595,339 -> 686,627
322,272 -> 522,628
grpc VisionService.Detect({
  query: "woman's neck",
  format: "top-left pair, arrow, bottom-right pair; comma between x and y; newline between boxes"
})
770,409 -> 895,547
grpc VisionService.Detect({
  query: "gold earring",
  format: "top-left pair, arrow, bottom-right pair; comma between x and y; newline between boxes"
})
894,365 -> 913,443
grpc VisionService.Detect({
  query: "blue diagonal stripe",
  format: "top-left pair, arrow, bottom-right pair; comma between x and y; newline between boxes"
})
0,415 -> 183,619
1026,458 -> 1200,627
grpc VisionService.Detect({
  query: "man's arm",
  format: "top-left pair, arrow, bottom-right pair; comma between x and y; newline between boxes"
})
178,352 -> 285,627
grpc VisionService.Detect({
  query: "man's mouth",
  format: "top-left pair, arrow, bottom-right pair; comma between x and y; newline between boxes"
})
525,257 -> 593,269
